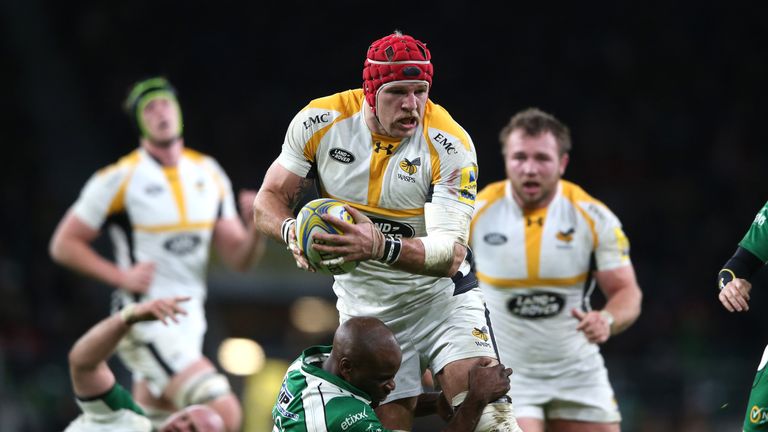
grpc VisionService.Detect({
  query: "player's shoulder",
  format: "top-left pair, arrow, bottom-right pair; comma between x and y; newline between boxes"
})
423,100 -> 473,153
94,149 -> 142,179
559,180 -> 619,224
305,89 -> 364,117
560,180 -> 605,207
477,180 -> 507,202
182,147 -> 216,164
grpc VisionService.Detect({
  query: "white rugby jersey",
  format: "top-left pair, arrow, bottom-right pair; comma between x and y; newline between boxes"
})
470,180 -> 631,376
72,147 -> 237,300
277,89 -> 478,318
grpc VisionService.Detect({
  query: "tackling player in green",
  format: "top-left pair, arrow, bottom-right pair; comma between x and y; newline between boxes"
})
718,200 -> 768,431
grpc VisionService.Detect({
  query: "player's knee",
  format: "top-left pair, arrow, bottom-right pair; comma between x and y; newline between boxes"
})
474,401 -> 522,432
172,372 -> 233,408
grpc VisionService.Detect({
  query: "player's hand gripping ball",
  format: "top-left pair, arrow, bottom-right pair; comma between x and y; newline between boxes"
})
296,198 -> 358,275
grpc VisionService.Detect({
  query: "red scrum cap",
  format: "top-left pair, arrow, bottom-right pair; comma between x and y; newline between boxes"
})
363,31 -> 433,115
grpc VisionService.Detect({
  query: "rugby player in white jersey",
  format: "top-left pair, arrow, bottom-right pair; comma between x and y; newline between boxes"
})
253,31 -> 521,432
50,77 -> 266,432
470,108 -> 642,432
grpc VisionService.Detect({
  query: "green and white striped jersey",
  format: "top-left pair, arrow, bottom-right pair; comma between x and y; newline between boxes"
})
272,345 -> 389,432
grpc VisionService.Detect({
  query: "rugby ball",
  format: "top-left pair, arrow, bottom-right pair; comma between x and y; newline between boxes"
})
296,198 -> 358,275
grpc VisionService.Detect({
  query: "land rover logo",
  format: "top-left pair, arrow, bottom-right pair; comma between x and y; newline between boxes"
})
483,233 -> 507,245
508,292 -> 565,319
163,234 -> 201,255
369,217 -> 415,238
329,148 -> 355,164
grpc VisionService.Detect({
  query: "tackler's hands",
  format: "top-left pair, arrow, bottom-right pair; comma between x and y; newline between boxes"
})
281,218 -> 315,272
119,296 -> 190,325
572,309 -> 612,344
313,205 -> 386,266
719,278 -> 752,312
466,361 -> 513,405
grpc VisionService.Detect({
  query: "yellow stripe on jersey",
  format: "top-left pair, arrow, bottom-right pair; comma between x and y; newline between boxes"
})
367,135 -> 400,208
325,193 -> 424,217
106,150 -> 141,216
133,221 -> 215,233
163,167 -> 187,223
470,180 -> 507,240
523,206 -> 547,278
477,271 -> 589,288
560,180 -> 600,247
302,90 -> 364,163
182,148 -> 206,163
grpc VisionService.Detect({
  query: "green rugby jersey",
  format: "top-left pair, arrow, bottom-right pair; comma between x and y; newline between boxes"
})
272,345 -> 389,432
741,201 -> 768,262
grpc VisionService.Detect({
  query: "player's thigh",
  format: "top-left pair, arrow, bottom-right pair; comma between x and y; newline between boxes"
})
424,289 -> 499,400
744,344 -> 768,430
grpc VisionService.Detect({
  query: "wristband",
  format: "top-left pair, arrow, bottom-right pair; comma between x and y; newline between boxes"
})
119,304 -> 138,325
281,218 -> 296,245
718,269 -> 736,290
379,236 -> 403,265
599,310 -> 615,328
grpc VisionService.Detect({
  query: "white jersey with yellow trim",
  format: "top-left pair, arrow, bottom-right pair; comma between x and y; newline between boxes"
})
277,89 -> 478,318
470,179 -> 631,377
72,147 -> 237,300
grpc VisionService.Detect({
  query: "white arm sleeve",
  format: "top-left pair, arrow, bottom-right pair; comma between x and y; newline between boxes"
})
418,202 -> 471,271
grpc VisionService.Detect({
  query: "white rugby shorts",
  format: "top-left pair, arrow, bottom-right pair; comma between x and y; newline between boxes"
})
510,358 -> 621,423
115,296 -> 206,397
342,288 -> 498,403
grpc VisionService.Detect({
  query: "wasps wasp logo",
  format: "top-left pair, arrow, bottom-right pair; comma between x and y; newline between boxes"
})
399,157 -> 421,175
556,228 -> 574,243
471,326 -> 489,342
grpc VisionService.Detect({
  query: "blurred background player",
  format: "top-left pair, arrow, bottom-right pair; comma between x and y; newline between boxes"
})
273,316 -> 514,432
253,31 -> 521,431
718,200 -> 768,431
65,296 -> 224,432
470,108 -> 642,432
50,76 -> 266,431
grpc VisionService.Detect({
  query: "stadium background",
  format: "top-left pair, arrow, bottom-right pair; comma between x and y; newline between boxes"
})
1,1 -> 768,430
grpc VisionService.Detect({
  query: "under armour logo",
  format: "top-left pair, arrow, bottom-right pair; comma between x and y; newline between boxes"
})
527,217 -> 544,226
374,142 -> 394,155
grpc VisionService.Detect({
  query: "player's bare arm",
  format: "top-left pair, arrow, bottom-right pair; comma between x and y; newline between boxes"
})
253,161 -> 313,241
50,210 -> 155,294
212,189 -> 267,271
69,297 -> 189,397
573,265 -> 642,343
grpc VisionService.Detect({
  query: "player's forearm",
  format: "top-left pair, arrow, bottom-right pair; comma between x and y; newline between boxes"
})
253,188 -> 294,243
389,239 -> 463,277
603,285 -> 642,335
69,314 -> 129,370
51,238 -> 124,288
441,392 -> 485,432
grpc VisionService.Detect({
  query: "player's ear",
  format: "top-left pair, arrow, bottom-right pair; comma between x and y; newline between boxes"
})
338,357 -> 354,380
559,152 -> 569,176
